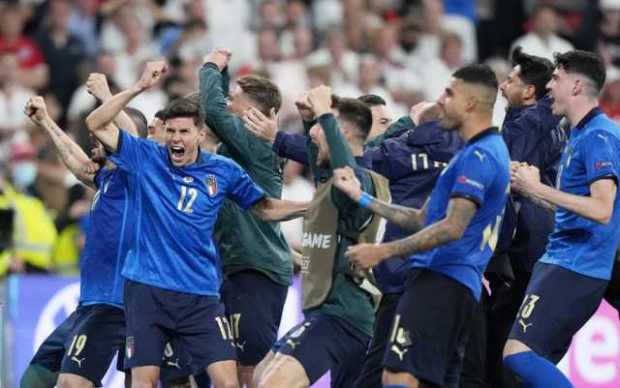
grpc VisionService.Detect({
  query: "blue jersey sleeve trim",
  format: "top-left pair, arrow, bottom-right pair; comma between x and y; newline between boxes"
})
587,174 -> 619,186
450,192 -> 482,208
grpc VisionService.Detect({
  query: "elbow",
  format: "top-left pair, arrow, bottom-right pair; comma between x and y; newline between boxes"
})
593,210 -> 613,225
445,223 -> 466,241
85,114 -> 99,132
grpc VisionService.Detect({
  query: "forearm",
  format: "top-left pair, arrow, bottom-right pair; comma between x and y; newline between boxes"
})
319,113 -> 356,169
86,86 -> 141,132
365,116 -> 412,148
528,182 -> 610,222
382,219 -> 461,258
362,192 -> 425,232
273,132 -> 309,165
519,192 -> 556,212
41,116 -> 94,185
253,198 -> 307,221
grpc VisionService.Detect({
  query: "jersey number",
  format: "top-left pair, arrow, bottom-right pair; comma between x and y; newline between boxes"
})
67,334 -> 87,357
481,214 -> 503,251
177,185 -> 198,213
519,294 -> 540,319
411,153 -> 448,171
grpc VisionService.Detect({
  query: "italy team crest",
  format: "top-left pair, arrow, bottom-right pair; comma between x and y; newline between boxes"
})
206,175 -> 218,197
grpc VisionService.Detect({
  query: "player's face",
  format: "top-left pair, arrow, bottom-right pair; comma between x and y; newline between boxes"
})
89,134 -> 106,166
147,117 -> 165,145
368,104 -> 393,139
546,67 -> 572,116
227,84 -> 252,116
437,78 -> 467,129
309,123 -> 330,166
165,117 -> 203,166
500,65 -> 528,107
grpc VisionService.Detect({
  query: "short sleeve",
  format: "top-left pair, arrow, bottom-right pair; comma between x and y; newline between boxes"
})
583,131 -> 620,185
451,147 -> 495,207
226,163 -> 266,210
108,130 -> 150,173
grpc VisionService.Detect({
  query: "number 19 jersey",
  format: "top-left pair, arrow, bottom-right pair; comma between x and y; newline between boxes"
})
409,128 -> 510,300
109,131 -> 265,296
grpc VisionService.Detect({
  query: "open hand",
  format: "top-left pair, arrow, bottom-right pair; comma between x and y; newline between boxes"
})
242,106 -> 278,144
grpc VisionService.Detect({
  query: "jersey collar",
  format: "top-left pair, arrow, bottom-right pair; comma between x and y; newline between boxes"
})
574,107 -> 602,130
466,127 -> 499,145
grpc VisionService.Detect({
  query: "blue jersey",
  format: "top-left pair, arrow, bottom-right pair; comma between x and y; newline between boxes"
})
409,128 -> 510,300
540,109 -> 620,280
79,166 -> 131,307
109,131 -> 265,296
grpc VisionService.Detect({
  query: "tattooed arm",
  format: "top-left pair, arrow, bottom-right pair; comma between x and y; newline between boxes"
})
333,166 -> 427,232
346,197 -> 477,269
25,97 -> 98,188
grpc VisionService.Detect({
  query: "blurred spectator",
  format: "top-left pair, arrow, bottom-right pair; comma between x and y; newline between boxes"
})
68,0 -> 101,57
598,0 -> 620,69
510,3 -> 574,60
307,26 -> 360,90
113,13 -> 158,90
601,75 -> 620,122
0,52 -> 34,149
0,152 -> 58,275
419,31 -> 465,100
36,0 -> 87,124
0,3 -> 48,90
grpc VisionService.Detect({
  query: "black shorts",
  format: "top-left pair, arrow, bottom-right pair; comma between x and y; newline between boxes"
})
123,280 -> 236,371
508,262 -> 608,363
354,292 -> 402,388
220,270 -> 288,365
30,304 -> 125,387
383,269 -> 476,387
273,312 -> 371,386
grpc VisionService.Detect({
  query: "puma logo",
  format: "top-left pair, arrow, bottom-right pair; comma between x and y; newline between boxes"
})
390,345 -> 408,361
166,358 -> 181,369
474,150 -> 486,162
234,341 -> 246,352
286,339 -> 299,350
71,356 -> 86,368
519,319 -> 533,333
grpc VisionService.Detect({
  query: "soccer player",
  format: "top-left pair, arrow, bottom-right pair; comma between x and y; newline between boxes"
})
334,64 -> 510,388
252,86 -> 389,388
481,47 -> 564,387
503,51 -> 620,388
20,75 -> 146,388
358,94 -> 394,139
244,97 -> 463,388
198,50 -> 291,387
85,60 -> 307,388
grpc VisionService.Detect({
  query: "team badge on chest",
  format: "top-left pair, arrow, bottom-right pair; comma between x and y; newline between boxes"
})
205,175 -> 218,197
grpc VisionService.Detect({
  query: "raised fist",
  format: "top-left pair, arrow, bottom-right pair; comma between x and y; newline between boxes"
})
86,73 -> 112,101
136,60 -> 168,91
24,96 -> 48,125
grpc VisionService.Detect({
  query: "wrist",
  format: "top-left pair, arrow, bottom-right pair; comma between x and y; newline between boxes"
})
358,191 -> 373,208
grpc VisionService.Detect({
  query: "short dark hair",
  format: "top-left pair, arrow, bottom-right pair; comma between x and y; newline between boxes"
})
333,97 -> 373,140
453,64 -> 499,91
154,109 -> 166,120
554,50 -> 606,94
163,97 -> 202,127
512,46 -> 554,99
123,107 -> 148,138
357,94 -> 387,107
237,75 -> 282,115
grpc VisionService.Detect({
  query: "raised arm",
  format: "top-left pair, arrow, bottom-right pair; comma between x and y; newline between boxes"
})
365,101 -> 439,148
86,73 -> 138,136
25,96 -> 98,188
86,61 -> 167,151
346,197 -> 477,269
308,86 -> 356,169
333,167 -> 426,231
251,197 -> 308,221
200,50 -> 254,163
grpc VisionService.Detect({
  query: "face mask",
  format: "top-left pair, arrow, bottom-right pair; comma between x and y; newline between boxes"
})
12,161 -> 37,190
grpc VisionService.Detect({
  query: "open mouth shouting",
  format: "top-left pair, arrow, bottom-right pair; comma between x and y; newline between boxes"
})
169,145 -> 186,164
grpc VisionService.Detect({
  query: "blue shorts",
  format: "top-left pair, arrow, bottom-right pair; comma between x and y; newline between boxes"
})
123,280 -> 236,371
383,269 -> 476,387
508,262 -> 608,363
273,312 -> 370,386
220,270 -> 288,365
30,304 -> 125,387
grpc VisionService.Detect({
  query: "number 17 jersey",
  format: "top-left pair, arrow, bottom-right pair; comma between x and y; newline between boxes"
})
109,131 -> 265,296
409,128 -> 510,300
